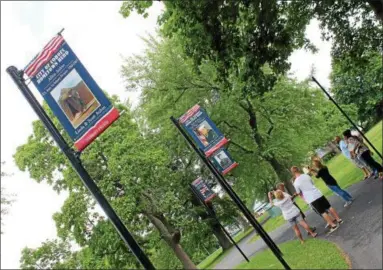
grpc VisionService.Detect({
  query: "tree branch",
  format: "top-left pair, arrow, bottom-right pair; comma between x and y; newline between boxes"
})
229,141 -> 254,154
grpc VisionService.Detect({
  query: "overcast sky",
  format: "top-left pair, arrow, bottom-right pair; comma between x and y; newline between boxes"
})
1,2 -> 331,268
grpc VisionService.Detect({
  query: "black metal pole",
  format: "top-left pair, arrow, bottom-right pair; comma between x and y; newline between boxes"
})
171,116 -> 290,270
189,184 -> 250,263
312,76 -> 382,160
7,66 -> 155,270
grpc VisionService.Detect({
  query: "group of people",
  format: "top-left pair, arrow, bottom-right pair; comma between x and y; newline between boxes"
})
267,128 -> 382,244
336,129 -> 383,180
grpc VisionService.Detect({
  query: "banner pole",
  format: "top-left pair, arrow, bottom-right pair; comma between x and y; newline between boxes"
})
171,116 -> 290,270
312,76 -> 382,160
7,66 -> 156,270
189,184 -> 250,262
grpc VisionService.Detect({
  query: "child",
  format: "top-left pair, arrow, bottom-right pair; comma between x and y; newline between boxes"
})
268,190 -> 317,244
310,160 -> 353,207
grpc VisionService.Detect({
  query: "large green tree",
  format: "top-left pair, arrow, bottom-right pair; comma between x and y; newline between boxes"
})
121,35 -> 356,202
331,51 -> 383,128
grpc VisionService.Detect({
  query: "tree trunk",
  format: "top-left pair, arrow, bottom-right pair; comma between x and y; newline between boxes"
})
211,223 -> 233,250
145,212 -> 197,269
190,196 -> 232,251
236,214 -> 250,231
265,155 -> 296,194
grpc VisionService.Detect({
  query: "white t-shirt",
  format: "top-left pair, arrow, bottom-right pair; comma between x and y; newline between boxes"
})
273,192 -> 300,220
293,174 -> 323,204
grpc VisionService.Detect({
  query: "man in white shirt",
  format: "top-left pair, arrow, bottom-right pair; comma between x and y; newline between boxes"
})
290,166 -> 343,233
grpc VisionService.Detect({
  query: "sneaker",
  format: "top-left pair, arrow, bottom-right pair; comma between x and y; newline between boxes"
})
328,224 -> 339,234
344,201 -> 353,207
337,219 -> 344,224
325,223 -> 330,229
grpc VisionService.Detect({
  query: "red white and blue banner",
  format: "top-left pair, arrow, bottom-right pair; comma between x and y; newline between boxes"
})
191,177 -> 216,203
209,147 -> 238,175
179,104 -> 228,157
24,35 -> 119,151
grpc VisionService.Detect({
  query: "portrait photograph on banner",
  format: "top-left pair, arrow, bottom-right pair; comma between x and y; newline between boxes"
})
191,177 -> 216,203
24,35 -> 119,151
179,104 -> 228,157
209,147 -> 238,175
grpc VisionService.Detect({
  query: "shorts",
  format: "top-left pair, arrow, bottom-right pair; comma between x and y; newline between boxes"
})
352,157 -> 367,169
288,214 -> 303,225
310,196 -> 331,215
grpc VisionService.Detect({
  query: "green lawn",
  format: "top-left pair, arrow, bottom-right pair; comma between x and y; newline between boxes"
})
235,239 -> 350,269
199,121 -> 382,269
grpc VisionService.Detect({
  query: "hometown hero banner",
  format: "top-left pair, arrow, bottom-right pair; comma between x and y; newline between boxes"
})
209,147 -> 238,175
179,104 -> 228,157
24,35 -> 119,151
191,178 -> 216,203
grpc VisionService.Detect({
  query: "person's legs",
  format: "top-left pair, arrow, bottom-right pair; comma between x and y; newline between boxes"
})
328,207 -> 342,222
292,224 -> 304,244
298,219 -> 317,237
322,212 -> 337,227
328,185 -> 353,202
361,151 -> 383,173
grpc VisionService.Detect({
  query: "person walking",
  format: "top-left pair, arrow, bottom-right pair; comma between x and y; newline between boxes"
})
334,136 -> 372,180
276,183 -> 316,234
290,166 -> 343,233
268,190 -> 317,244
310,160 -> 353,207
343,129 -> 383,180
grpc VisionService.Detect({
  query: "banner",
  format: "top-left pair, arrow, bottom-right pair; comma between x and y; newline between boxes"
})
179,104 -> 228,157
191,177 -> 216,203
209,148 -> 238,175
24,35 -> 119,151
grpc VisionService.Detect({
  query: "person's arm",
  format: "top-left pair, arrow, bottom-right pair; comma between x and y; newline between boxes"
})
267,192 -> 274,206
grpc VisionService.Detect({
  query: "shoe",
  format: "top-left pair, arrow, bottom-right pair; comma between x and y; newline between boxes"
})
344,201 -> 352,207
325,223 -> 330,229
328,224 -> 339,234
337,219 -> 344,224
306,227 -> 316,235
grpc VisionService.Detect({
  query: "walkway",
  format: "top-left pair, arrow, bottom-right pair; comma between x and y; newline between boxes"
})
214,178 -> 382,269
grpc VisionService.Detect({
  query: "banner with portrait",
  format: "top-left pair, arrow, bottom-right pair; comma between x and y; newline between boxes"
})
179,104 -> 228,157
24,35 -> 119,151
191,177 -> 216,203
209,147 -> 238,175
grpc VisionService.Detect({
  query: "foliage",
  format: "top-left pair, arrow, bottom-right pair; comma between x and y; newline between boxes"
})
309,0 -> 381,60
330,51 -> 383,128
15,99 -> 239,269
122,35 -> 356,202
121,0 -> 315,97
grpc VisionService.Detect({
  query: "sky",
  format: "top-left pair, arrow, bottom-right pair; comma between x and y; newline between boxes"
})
1,2 -> 332,268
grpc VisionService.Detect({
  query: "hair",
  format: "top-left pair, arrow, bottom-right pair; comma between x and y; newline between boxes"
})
334,136 -> 341,142
274,190 -> 285,200
290,166 -> 301,174
343,129 -> 352,138
276,183 -> 285,191
313,159 -> 325,169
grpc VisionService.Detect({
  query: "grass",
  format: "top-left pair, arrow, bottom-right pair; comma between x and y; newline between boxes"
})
235,239 -> 350,269
198,121 -> 382,269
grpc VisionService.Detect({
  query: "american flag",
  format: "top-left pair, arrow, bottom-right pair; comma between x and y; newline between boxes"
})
24,35 -> 65,78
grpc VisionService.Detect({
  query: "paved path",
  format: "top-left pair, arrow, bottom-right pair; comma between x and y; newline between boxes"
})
214,178 -> 382,269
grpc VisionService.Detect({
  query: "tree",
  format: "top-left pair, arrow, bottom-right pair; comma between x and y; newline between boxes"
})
1,162 -> 14,234
121,35 -> 356,203
330,50 -> 383,128
14,100 -> 206,269
309,0 -> 382,60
